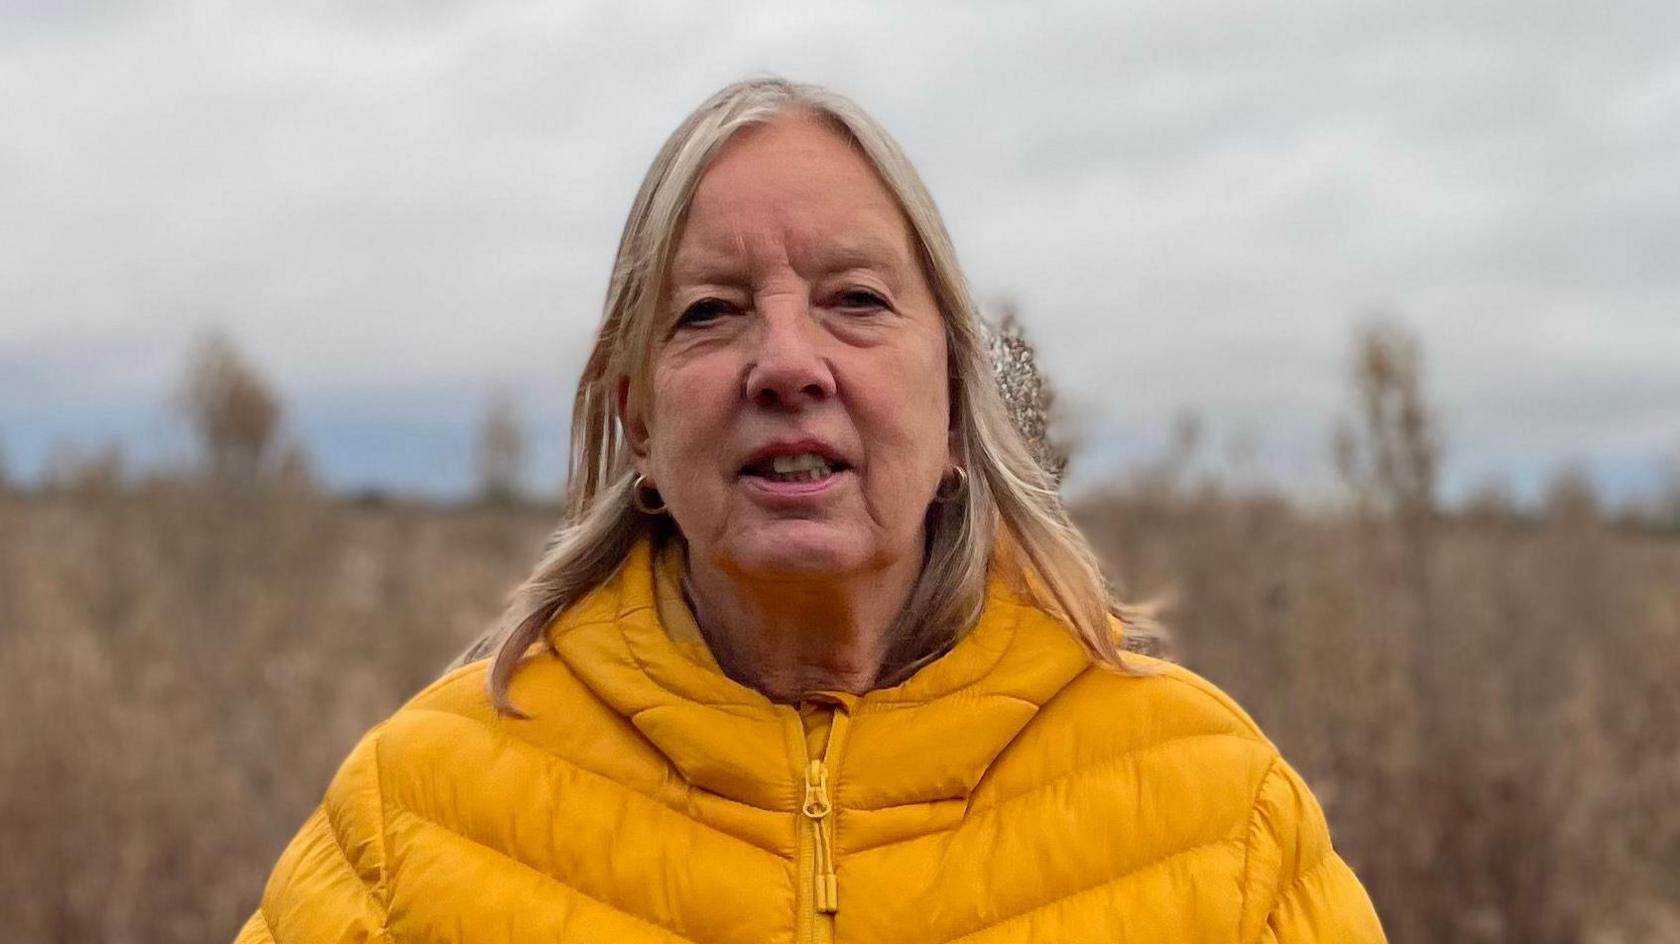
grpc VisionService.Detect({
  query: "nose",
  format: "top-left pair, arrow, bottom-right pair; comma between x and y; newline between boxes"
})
743,297 -> 836,410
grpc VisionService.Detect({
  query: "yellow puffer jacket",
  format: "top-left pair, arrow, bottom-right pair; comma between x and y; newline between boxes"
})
238,537 -> 1386,943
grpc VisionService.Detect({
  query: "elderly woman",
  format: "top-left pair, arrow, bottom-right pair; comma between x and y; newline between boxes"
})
238,79 -> 1385,943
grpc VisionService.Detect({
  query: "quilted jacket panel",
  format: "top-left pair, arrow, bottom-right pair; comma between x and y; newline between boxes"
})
238,537 -> 1385,943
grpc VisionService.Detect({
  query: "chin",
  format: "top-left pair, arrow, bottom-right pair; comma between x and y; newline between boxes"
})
729,526 -> 866,579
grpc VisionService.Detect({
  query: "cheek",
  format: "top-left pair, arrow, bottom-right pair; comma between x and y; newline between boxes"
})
646,364 -> 731,475
904,333 -> 952,445
863,343 -> 951,479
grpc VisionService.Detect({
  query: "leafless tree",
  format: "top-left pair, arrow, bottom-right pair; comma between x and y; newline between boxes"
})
475,391 -> 526,505
1659,444 -> 1680,531
1333,317 -> 1440,522
178,332 -> 283,490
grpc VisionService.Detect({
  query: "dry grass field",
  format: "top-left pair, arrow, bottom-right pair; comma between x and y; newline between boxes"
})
2,476 -> 1676,943
1079,482 -> 1680,943
2,316 -> 1676,944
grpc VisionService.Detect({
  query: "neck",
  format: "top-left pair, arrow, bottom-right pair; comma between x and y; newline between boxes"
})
681,546 -> 923,704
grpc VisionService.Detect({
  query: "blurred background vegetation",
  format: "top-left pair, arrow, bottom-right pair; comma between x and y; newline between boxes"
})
1,318 -> 1676,942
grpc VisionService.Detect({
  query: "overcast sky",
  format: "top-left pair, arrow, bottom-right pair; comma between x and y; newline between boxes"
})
2,1 -> 1677,503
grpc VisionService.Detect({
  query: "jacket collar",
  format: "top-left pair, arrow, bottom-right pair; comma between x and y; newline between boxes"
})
548,535 -> 1093,813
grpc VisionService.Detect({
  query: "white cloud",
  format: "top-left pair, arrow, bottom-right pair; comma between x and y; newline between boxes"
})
2,0 -> 1676,497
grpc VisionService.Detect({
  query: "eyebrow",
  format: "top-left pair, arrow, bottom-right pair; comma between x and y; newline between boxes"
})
805,235 -> 909,277
669,233 -> 911,287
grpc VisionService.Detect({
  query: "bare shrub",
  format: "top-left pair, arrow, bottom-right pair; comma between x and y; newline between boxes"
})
475,391 -> 527,506
1334,316 -> 1440,522
178,332 -> 285,490
1655,445 -> 1680,532
40,440 -> 127,496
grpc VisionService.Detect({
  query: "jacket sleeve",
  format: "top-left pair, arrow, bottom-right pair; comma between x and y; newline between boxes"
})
235,728 -> 392,944
1239,755 -> 1387,944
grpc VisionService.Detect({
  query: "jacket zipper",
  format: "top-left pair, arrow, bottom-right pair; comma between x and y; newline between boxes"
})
804,758 -> 839,914
796,702 -> 850,944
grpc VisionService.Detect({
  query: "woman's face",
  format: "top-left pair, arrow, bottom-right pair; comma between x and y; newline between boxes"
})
624,114 -> 954,582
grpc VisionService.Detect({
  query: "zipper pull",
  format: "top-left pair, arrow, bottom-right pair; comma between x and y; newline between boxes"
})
803,758 -> 839,913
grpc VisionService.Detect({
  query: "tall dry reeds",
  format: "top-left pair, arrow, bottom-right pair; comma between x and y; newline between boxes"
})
0,482 -> 555,942
2,322 -> 1675,942
1073,320 -> 1680,942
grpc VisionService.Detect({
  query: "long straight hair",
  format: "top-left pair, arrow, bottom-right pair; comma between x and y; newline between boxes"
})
464,78 -> 1153,715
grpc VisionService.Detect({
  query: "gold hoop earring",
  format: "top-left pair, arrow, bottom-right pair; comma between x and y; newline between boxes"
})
934,465 -> 967,503
631,473 -> 668,515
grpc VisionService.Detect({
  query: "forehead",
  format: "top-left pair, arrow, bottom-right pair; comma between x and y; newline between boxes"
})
671,115 -> 917,282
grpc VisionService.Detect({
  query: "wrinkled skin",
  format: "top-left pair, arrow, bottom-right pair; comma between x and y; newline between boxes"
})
618,113 -> 955,698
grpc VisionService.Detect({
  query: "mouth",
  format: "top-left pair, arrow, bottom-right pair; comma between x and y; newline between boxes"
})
737,441 -> 853,488
738,452 -> 852,484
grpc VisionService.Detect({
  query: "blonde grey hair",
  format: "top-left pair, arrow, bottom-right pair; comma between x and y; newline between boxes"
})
463,77 -> 1152,714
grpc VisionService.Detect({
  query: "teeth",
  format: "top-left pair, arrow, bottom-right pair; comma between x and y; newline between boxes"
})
764,466 -> 833,483
756,452 -> 838,483
770,453 -> 832,474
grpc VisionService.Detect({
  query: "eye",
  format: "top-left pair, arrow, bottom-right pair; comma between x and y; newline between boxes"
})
836,289 -> 889,312
676,297 -> 733,328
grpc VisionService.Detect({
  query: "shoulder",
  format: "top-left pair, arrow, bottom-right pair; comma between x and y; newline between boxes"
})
311,660 -> 501,829
393,655 -> 500,722
329,659 -> 501,776
251,660 -> 529,939
976,650 -> 1283,816
326,646 -> 660,815
1107,651 -> 1271,738
1050,650 -> 1276,755
353,648 -> 604,774
1050,657 -> 1382,941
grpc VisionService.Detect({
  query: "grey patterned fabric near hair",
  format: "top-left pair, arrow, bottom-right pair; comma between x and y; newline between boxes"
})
981,313 -> 1067,485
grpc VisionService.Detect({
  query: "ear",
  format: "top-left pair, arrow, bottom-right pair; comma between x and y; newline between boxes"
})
616,376 -> 653,476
